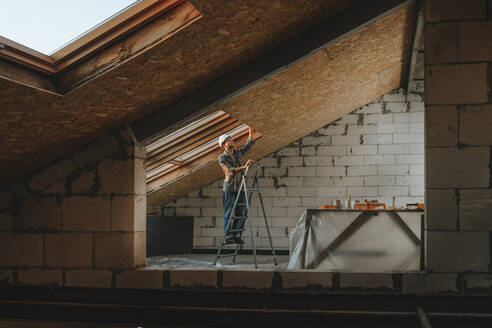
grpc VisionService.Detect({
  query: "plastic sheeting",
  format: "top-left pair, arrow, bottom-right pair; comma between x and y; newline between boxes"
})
288,209 -> 424,272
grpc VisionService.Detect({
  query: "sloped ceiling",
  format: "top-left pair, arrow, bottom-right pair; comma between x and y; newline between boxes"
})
0,0 -> 363,186
147,2 -> 417,205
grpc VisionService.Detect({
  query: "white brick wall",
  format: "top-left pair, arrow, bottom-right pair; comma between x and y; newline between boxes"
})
163,89 -> 424,250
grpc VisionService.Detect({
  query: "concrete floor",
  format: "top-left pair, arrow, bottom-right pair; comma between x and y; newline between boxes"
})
147,253 -> 289,270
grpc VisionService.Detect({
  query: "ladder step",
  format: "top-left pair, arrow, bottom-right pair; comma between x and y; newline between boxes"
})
215,169 -> 277,269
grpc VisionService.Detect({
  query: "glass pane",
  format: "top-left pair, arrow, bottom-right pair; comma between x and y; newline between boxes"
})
0,0 -> 138,55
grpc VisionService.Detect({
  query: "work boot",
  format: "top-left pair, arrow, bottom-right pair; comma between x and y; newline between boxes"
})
225,237 -> 236,244
234,237 -> 245,245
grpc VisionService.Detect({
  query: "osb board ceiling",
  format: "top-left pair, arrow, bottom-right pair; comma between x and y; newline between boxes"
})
147,3 -> 416,206
0,0 -> 362,187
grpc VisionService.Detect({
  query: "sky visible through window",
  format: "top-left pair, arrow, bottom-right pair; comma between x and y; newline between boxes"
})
0,0 -> 138,55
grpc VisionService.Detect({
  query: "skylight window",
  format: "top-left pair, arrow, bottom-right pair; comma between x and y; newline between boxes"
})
145,111 -> 254,192
0,0 -> 138,55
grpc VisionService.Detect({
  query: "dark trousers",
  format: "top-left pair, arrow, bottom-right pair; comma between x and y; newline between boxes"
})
223,190 -> 247,237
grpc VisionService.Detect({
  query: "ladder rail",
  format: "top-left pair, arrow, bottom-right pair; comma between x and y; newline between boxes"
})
213,178 -> 247,265
215,161 -> 277,268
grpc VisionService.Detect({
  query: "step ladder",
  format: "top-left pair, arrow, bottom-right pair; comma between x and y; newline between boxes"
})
214,162 -> 278,268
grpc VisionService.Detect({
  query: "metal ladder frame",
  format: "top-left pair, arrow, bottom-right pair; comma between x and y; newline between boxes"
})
214,162 -> 278,268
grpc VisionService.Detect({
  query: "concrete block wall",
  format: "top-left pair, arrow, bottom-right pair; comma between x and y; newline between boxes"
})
0,128 -> 147,286
161,88 -> 425,250
425,0 -> 492,273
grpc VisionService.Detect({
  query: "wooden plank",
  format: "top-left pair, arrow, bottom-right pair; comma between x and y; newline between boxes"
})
51,0 -> 172,61
146,134 -> 249,192
147,129 -> 250,182
146,113 -> 232,160
146,111 -> 227,154
0,60 -> 59,94
53,0 -> 187,70
146,119 -> 241,171
0,37 -> 56,75
56,1 -> 202,93
0,36 -> 53,63
389,211 -> 421,246
305,211 -> 376,269
0,0 -> 189,77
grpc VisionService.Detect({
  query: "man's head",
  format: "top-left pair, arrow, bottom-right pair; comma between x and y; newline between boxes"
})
218,134 -> 234,150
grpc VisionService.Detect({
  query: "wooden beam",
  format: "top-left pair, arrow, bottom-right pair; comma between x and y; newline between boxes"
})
132,0 -> 415,143
146,113 -> 231,158
50,0 -> 177,64
0,60 -> 59,95
146,118 -> 241,171
147,134 -> 249,192
0,37 -> 55,75
56,1 -> 202,93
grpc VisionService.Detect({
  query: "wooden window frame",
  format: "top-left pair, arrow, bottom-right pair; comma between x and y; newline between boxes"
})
145,110 -> 257,193
0,0 -> 199,75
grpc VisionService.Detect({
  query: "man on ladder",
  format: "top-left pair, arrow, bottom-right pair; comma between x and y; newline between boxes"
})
217,126 -> 255,245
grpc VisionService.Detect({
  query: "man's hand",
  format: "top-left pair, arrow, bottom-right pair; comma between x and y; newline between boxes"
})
240,159 -> 253,170
248,127 -> 254,139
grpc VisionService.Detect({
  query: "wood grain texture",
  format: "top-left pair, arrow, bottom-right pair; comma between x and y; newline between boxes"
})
0,0 -> 361,187
148,3 -> 416,205
0,60 -> 58,94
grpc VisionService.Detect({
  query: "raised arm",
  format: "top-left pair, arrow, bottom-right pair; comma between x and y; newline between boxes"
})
237,127 -> 255,155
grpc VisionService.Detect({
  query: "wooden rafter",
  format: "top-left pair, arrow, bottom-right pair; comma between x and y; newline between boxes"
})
0,37 -> 56,74
146,112 -> 230,158
146,128 -> 250,186
144,110 -> 252,187
51,0 -> 181,67
147,133 -> 250,192
146,118 -> 241,171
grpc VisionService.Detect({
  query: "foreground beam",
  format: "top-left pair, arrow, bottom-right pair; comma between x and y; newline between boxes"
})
132,0 -> 414,143
1,286 -> 492,327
